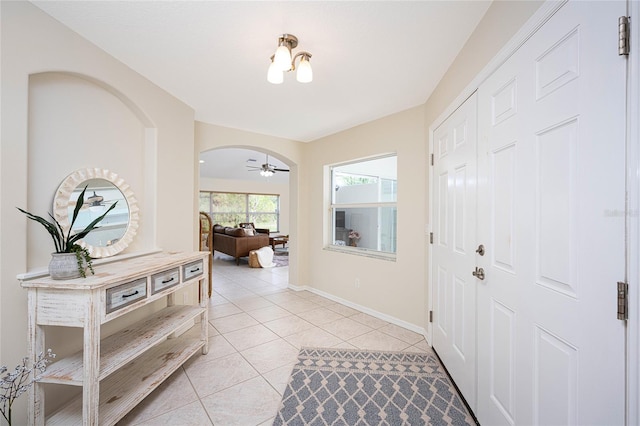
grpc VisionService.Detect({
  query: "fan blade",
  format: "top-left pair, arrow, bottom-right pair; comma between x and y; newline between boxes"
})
273,168 -> 289,172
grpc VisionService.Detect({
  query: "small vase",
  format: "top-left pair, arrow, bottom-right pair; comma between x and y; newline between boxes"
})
49,253 -> 85,280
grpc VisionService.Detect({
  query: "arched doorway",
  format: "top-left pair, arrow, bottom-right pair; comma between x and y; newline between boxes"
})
198,147 -> 294,280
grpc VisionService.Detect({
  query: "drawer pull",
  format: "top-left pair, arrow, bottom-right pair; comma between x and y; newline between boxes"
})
106,277 -> 147,313
151,268 -> 179,294
189,267 -> 201,273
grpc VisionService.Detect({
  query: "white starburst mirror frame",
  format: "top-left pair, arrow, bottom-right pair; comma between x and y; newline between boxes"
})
53,168 -> 139,258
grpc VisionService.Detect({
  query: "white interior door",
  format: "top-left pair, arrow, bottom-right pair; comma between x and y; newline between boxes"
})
432,93 -> 478,410
476,1 -> 627,425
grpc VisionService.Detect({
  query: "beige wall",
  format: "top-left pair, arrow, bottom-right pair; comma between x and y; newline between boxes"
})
300,106 -> 427,330
200,177 -> 290,235
1,2 -> 196,421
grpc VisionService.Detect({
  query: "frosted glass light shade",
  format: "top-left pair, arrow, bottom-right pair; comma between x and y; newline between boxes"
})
296,57 -> 313,83
267,61 -> 283,84
274,45 -> 292,71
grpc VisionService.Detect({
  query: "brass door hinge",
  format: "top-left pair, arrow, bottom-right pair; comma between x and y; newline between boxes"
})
618,281 -> 628,320
619,16 -> 630,56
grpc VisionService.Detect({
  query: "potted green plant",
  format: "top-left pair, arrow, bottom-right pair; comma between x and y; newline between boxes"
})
17,186 -> 117,279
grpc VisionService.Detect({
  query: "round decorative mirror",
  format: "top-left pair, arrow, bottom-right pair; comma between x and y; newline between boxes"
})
53,168 -> 139,258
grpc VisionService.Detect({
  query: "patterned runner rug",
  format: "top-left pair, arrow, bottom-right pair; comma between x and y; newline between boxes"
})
273,347 -> 475,426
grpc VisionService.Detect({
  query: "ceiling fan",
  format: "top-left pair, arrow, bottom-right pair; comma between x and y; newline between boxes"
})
246,154 -> 289,177
69,190 -> 117,212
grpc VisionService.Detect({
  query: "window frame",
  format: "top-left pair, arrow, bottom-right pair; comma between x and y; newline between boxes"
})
327,154 -> 397,261
199,191 -> 281,232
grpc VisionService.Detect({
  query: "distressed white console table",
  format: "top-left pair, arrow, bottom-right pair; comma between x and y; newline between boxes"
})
20,251 -> 209,425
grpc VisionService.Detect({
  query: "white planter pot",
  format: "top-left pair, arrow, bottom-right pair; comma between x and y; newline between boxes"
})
49,252 -> 86,280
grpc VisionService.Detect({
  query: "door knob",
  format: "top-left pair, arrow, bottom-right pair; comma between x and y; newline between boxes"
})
476,244 -> 485,256
472,267 -> 485,280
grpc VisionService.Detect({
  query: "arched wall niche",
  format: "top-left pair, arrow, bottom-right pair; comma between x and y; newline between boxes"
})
27,71 -> 158,269
38,71 -> 157,127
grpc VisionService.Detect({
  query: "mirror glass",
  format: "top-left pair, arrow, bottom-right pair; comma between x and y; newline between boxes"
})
54,168 -> 139,258
67,179 -> 129,247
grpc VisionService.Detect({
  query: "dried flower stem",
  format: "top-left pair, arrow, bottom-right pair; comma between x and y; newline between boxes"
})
0,350 -> 55,426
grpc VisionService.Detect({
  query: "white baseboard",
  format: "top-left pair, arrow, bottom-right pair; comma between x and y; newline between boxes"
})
287,284 -> 429,344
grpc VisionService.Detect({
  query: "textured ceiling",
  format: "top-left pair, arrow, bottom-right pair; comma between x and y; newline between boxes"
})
32,1 -> 492,143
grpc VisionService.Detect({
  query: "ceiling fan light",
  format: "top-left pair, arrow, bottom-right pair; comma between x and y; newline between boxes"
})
267,60 -> 283,84
274,44 -> 292,72
296,56 -> 313,83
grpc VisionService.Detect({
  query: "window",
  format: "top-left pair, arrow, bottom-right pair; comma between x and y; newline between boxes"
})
330,155 -> 397,256
199,191 -> 280,232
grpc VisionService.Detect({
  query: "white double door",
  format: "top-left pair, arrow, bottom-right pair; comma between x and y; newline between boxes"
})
432,1 -> 627,424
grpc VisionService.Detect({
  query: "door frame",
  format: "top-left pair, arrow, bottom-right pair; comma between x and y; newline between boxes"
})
426,1 -> 638,423
626,1 -> 639,424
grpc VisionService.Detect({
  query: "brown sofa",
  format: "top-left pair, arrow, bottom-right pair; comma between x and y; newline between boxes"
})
212,224 -> 269,265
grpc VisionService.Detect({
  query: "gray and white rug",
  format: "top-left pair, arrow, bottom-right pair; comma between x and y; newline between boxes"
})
273,347 -> 475,426
273,250 -> 289,267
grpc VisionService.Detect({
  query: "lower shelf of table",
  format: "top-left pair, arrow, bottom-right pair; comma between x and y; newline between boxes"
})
46,327 -> 206,426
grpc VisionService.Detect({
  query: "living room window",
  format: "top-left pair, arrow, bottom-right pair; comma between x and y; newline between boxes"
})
330,154 -> 397,257
199,191 -> 280,232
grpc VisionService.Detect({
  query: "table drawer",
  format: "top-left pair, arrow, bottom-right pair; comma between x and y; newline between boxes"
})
151,268 -> 180,294
106,278 -> 147,314
183,260 -> 204,281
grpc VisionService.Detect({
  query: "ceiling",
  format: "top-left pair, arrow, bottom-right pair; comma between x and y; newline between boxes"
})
200,148 -> 291,184
31,1 -> 492,182
31,1 -> 492,143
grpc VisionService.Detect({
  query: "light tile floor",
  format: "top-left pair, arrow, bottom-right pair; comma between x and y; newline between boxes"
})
118,254 -> 432,426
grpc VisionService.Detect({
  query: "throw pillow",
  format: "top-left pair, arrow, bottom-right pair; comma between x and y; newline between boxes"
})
244,228 -> 255,236
225,227 -> 246,237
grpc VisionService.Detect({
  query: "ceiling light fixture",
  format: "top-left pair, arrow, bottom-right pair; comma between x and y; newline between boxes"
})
267,34 -> 313,84
260,168 -> 274,177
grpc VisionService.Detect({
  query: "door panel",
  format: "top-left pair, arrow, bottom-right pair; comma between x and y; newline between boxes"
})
533,326 -> 578,425
432,93 -> 478,410
490,299 -> 516,423
476,1 -> 626,425
536,119 -> 578,297
492,144 -> 517,273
